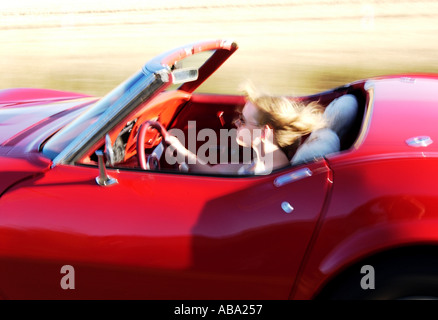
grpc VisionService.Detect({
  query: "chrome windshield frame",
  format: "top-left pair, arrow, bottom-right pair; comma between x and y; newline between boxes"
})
47,39 -> 238,168
51,68 -> 170,167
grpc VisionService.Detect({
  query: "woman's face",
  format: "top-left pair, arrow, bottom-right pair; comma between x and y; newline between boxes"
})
235,101 -> 261,147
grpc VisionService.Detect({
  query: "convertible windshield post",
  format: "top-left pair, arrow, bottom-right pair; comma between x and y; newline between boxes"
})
44,39 -> 239,167
47,69 -> 170,166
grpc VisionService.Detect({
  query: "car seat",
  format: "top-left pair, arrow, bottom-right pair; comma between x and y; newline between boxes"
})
291,94 -> 359,165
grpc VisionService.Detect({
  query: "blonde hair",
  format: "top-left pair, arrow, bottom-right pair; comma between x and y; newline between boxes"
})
243,85 -> 326,149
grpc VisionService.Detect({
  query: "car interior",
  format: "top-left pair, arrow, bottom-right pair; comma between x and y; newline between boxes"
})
90,81 -> 368,175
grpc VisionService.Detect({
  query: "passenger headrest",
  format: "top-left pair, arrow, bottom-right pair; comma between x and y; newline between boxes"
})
291,128 -> 340,165
290,94 -> 359,165
323,94 -> 359,138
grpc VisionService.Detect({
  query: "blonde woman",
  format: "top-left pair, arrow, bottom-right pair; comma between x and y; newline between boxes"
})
165,87 -> 326,175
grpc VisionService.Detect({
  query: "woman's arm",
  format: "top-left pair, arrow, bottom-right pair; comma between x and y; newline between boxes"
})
189,162 -> 246,174
165,135 -> 246,174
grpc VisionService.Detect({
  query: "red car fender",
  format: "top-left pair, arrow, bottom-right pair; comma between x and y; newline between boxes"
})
0,153 -> 51,196
291,156 -> 438,299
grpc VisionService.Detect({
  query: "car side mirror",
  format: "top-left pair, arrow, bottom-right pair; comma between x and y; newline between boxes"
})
95,150 -> 118,187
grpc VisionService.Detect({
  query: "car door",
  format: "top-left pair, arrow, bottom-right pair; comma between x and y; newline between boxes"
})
0,158 -> 332,299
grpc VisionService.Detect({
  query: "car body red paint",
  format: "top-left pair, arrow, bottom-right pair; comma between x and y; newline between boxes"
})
1,40 -> 438,299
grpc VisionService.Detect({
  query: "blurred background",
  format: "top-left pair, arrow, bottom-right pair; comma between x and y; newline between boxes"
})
1,0 -> 438,97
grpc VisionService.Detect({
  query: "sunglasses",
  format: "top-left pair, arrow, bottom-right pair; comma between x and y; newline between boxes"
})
233,113 -> 259,127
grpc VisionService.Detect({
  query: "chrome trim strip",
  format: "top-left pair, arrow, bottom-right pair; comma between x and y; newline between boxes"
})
52,72 -> 167,167
274,168 -> 313,187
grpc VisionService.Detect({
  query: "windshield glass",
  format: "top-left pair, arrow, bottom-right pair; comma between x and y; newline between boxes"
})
42,70 -> 145,160
42,43 -> 231,164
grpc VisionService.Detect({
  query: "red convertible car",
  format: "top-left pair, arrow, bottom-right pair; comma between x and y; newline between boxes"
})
1,39 -> 438,300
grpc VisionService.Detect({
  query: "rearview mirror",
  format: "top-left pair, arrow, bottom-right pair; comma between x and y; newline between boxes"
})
171,68 -> 198,84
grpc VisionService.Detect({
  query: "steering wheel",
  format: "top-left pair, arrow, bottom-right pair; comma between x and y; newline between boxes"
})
136,120 -> 170,170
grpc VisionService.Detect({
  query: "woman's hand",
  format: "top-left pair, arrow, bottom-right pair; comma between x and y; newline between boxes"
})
165,135 -> 208,166
165,135 -> 185,152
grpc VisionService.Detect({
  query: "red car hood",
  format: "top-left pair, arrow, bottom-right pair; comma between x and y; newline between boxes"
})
0,88 -> 98,194
0,88 -> 97,151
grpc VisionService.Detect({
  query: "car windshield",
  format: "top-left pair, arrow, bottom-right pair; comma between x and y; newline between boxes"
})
41,44 -> 227,165
165,50 -> 215,91
42,70 -> 148,160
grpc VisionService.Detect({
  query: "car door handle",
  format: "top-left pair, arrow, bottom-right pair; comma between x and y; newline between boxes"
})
273,168 -> 313,187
